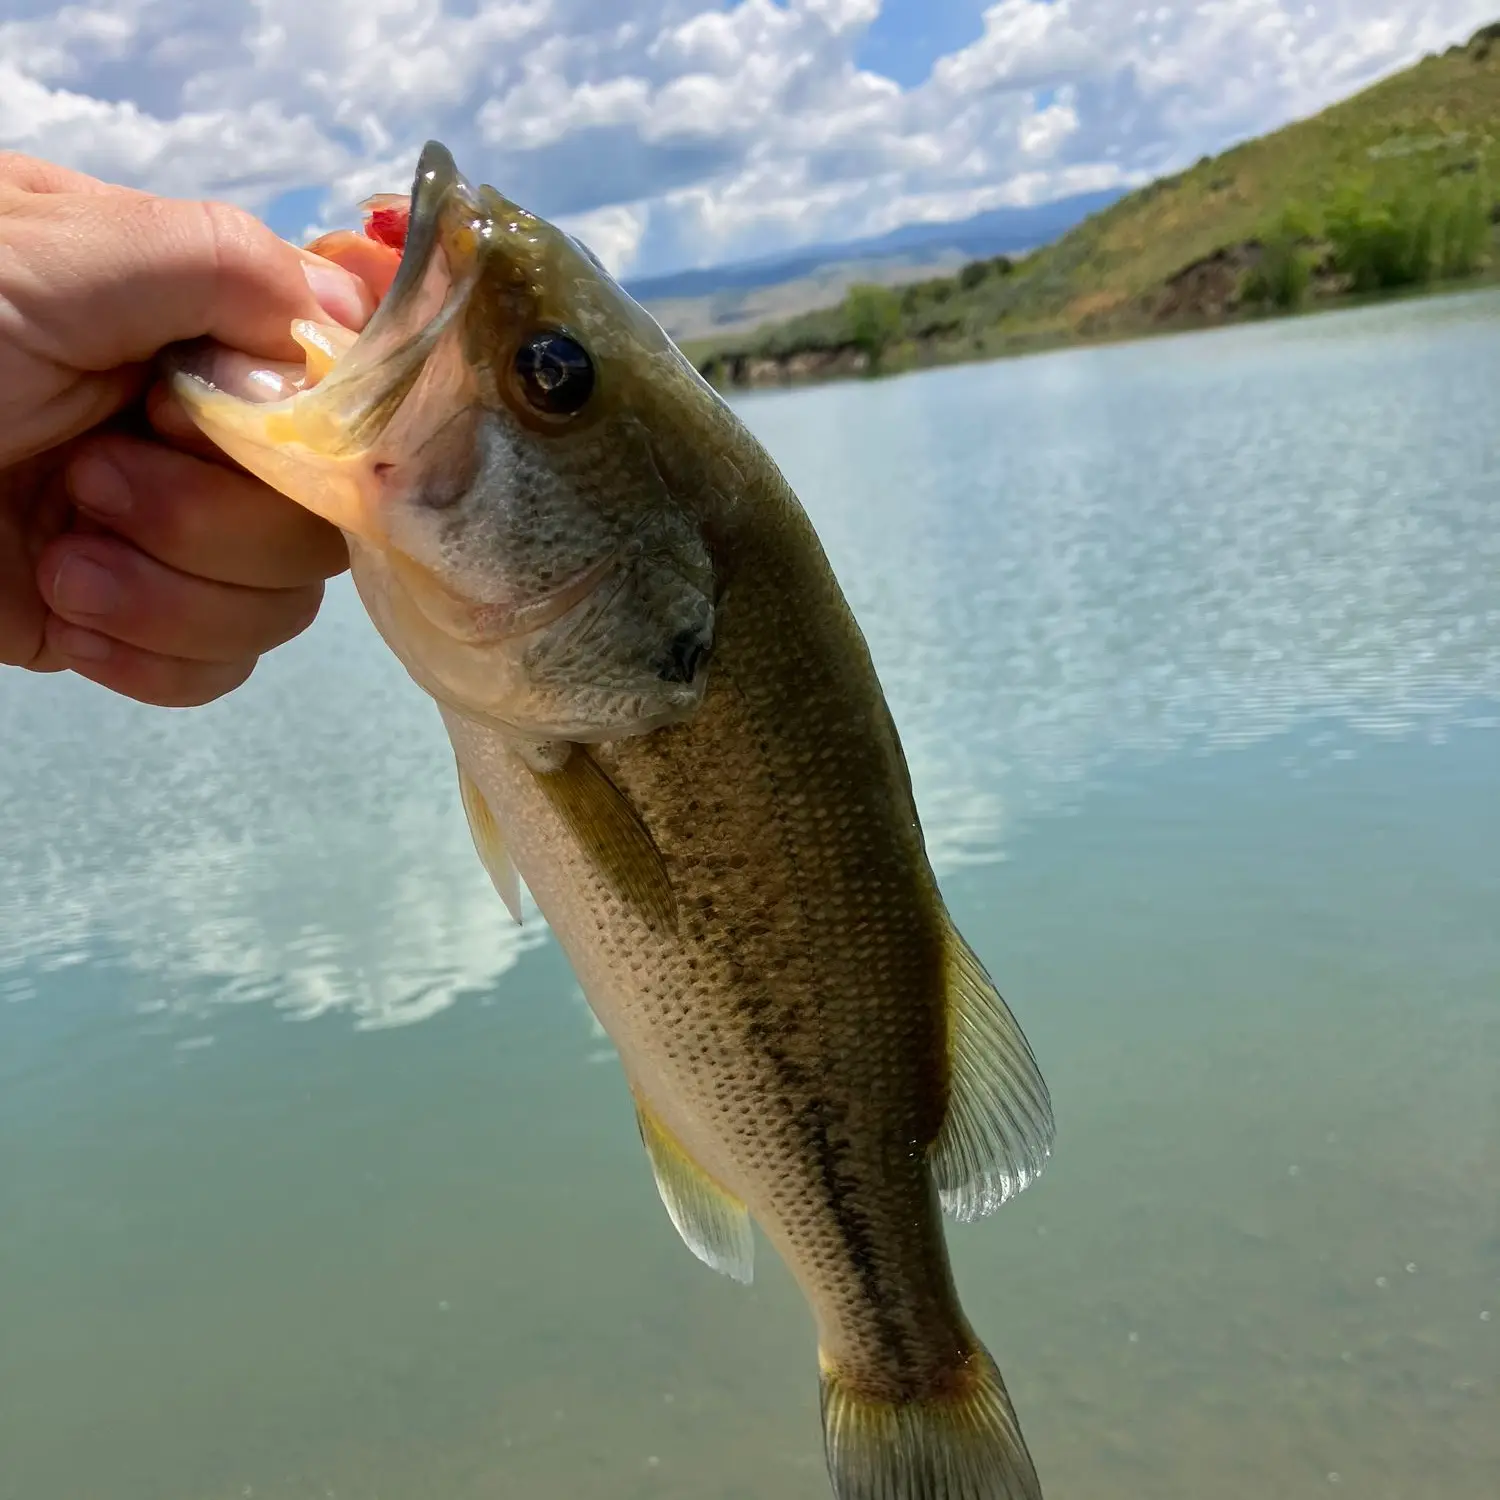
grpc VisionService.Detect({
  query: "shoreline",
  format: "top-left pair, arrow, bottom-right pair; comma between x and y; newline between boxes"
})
692,272 -> 1500,396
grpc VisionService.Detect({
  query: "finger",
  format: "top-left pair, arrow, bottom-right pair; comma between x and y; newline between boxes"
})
25,194 -> 374,371
0,152 -> 119,195
303,230 -> 402,301
2,364 -> 147,469
38,531 -> 326,664
144,379 -> 240,461
0,503 -> 46,668
0,448 -> 72,668
42,615 -> 258,708
299,247 -> 380,330
66,434 -> 349,589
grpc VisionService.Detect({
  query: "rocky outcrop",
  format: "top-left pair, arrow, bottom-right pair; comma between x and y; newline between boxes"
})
1151,243 -> 1263,322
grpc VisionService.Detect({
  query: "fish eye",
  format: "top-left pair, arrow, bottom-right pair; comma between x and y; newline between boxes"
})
513,329 -> 595,417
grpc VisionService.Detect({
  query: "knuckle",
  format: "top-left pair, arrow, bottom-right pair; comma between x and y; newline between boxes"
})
198,198 -> 280,291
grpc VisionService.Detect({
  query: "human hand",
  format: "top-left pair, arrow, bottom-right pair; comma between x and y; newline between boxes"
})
0,153 -> 378,706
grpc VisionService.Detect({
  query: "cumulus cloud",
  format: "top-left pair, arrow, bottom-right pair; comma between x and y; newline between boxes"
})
1,1 -> 1493,278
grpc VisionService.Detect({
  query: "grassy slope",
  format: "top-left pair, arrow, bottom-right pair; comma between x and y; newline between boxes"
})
690,26 -> 1500,380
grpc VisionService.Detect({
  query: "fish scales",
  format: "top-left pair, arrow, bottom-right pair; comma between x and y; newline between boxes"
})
445,504 -> 965,1395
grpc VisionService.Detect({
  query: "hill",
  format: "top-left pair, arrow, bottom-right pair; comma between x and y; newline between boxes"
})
690,23 -> 1500,389
625,188 -> 1125,302
628,188 -> 1125,344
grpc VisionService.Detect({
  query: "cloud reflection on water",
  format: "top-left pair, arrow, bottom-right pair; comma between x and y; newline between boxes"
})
2,292 -> 1497,1030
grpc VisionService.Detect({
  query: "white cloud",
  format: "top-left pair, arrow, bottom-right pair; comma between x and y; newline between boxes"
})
932,0 -> 1100,95
556,200 -> 652,277
1018,92 -> 1081,157
1,1 -> 1494,278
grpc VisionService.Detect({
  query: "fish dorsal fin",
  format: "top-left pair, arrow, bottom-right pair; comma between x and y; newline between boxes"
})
532,749 -> 677,932
634,1093 -> 754,1284
455,761 -> 523,924
930,925 -> 1055,1221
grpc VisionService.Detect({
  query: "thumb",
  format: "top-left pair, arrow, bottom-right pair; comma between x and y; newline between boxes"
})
23,191 -> 375,372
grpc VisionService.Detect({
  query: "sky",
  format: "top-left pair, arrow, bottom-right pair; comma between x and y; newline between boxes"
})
1,1 -> 1494,280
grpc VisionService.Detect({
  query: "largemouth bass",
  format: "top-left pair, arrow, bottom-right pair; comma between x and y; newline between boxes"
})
171,141 -> 1056,1500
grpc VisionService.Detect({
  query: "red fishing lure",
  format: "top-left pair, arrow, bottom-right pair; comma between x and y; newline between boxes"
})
360,194 -> 410,251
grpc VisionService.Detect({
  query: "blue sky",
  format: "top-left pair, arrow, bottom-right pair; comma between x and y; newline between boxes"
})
1,1 -> 1492,279
855,0 -> 989,86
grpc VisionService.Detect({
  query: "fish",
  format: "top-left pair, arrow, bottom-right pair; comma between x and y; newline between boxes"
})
169,141 -> 1056,1500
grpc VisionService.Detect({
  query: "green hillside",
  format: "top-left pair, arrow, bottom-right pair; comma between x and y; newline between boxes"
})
692,23 -> 1500,388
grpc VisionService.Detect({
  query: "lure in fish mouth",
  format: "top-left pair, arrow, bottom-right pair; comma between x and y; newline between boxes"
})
169,140 -> 718,745
170,141 -> 1057,1500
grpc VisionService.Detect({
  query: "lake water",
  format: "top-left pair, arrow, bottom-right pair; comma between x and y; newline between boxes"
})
3,290 -> 1499,1500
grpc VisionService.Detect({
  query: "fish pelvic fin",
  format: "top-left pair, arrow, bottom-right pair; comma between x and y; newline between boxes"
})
455,760 -> 523,924
819,1342 -> 1043,1500
634,1093 -> 754,1285
532,749 -> 677,933
930,924 -> 1054,1222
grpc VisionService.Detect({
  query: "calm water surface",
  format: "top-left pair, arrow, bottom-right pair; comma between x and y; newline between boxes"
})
3,291 -> 1499,1500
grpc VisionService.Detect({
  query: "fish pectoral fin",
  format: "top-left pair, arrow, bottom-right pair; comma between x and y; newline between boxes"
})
531,749 -> 677,932
634,1095 -> 754,1285
930,924 -> 1055,1221
455,761 -> 523,924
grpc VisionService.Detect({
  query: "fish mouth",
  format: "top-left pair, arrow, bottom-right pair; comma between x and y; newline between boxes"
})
162,141 -> 495,543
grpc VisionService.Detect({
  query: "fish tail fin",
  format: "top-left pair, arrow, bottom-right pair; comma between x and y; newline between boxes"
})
818,1341 -> 1043,1500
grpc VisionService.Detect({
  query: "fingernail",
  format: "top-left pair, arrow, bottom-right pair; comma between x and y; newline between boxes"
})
54,624 -> 112,662
303,258 -> 370,330
68,452 -> 132,518
53,554 -> 122,619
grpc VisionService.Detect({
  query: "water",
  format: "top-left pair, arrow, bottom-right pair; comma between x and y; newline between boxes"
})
3,290 -> 1499,1499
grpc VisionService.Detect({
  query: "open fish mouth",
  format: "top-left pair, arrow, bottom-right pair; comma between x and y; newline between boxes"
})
162,142 -> 494,541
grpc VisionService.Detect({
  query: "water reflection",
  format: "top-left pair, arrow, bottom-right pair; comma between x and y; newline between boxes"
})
0,591 -> 549,1029
742,290 -> 1500,865
3,292 -> 1499,1032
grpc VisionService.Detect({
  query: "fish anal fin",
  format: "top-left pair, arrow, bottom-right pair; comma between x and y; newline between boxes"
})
532,749 -> 677,931
930,924 -> 1054,1222
456,762 -> 523,924
635,1094 -> 754,1284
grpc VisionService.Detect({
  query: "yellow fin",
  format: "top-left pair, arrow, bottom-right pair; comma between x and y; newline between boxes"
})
532,750 -> 676,931
929,925 -> 1054,1222
820,1340 -> 1043,1500
456,761 -> 522,925
635,1094 -> 753,1284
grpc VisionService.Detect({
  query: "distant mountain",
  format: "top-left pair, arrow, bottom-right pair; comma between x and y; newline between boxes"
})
622,188 -> 1127,303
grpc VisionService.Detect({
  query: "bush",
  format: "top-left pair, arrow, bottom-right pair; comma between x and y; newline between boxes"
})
1325,187 -> 1426,290
959,259 -> 990,291
1324,178 -> 1490,292
1243,207 -> 1314,309
1433,177 -> 1490,278
842,283 -> 903,367
1244,241 -> 1311,309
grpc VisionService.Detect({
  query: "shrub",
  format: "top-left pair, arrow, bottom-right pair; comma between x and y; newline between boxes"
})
1325,186 -> 1428,290
959,260 -> 990,291
1433,176 -> 1491,277
842,283 -> 903,367
1324,178 -> 1489,291
1243,207 -> 1314,308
